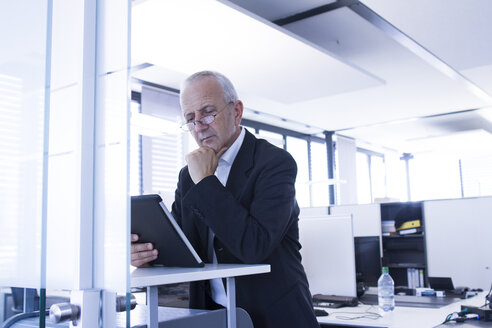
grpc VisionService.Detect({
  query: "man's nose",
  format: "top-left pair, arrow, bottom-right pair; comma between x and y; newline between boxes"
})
194,119 -> 208,132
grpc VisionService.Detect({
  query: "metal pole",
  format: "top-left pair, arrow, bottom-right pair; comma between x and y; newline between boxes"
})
307,139 -> 313,207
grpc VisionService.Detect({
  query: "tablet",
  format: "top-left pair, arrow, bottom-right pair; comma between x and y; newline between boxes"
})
131,194 -> 204,267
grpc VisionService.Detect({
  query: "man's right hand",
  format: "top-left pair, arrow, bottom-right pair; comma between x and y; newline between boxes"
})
131,234 -> 158,267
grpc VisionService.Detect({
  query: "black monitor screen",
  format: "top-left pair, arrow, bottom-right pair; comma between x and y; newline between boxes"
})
354,236 -> 381,287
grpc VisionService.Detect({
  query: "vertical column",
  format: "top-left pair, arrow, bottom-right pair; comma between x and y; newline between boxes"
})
307,139 -> 313,207
324,131 -> 335,205
401,153 -> 413,201
92,0 -> 131,326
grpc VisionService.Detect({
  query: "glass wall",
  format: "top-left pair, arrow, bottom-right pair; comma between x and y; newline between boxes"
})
0,1 -> 131,326
0,0 -> 50,290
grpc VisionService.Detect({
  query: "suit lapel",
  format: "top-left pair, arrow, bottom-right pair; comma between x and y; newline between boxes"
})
225,128 -> 256,198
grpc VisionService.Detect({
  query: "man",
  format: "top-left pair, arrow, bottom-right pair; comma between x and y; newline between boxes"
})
131,71 -> 319,328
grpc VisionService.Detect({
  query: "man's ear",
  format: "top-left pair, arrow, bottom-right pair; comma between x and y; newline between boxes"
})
233,100 -> 243,126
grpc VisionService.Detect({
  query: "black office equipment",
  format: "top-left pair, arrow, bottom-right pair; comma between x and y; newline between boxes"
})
313,294 -> 358,308
131,194 -> 204,267
461,305 -> 492,321
428,277 -> 469,295
428,277 -> 455,291
314,308 -> 329,316
354,236 -> 382,287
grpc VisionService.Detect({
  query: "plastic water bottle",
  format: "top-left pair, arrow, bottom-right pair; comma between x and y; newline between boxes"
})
378,266 -> 395,312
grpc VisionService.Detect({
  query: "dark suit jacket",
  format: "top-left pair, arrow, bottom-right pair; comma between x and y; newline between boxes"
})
172,129 -> 319,328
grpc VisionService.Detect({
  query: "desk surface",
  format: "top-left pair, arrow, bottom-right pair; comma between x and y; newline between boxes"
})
317,292 -> 489,328
130,263 -> 270,287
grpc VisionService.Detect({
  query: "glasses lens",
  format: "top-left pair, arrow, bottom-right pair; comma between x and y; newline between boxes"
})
181,123 -> 192,131
201,115 -> 215,125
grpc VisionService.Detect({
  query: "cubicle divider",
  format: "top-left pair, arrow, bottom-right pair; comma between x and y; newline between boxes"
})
424,196 -> 492,291
299,215 -> 357,297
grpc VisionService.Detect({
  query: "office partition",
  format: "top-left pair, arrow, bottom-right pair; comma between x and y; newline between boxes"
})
299,215 -> 357,297
424,196 -> 492,290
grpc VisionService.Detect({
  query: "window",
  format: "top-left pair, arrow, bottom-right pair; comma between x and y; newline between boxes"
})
257,130 -> 284,148
408,154 -> 461,201
461,154 -> 492,197
355,149 -> 387,203
310,141 -> 329,206
286,136 -> 310,207
356,152 -> 371,204
130,101 -> 142,195
371,156 -> 386,201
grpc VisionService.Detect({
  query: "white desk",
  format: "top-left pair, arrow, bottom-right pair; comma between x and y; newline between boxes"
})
130,264 -> 270,328
317,292 -> 488,328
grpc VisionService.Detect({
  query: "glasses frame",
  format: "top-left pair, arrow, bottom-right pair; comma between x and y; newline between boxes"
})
180,101 -> 234,131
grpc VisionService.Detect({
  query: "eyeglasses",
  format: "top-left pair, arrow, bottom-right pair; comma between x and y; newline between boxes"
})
180,102 -> 232,131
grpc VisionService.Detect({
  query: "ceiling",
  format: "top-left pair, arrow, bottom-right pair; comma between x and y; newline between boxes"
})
131,0 -> 492,155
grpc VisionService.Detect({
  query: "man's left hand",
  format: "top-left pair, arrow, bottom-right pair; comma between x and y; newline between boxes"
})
186,146 -> 227,184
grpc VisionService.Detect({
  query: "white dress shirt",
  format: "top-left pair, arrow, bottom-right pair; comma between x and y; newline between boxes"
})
209,127 -> 246,306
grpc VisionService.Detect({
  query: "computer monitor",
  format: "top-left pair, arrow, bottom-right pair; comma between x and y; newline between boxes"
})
354,236 -> 381,287
299,215 -> 357,297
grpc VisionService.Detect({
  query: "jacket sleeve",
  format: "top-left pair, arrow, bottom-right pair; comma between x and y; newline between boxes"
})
182,151 -> 298,264
171,166 -> 188,227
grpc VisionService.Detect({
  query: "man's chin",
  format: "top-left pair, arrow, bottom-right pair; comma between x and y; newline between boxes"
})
200,140 -> 220,152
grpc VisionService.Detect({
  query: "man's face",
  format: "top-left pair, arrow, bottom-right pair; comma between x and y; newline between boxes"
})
181,77 -> 242,152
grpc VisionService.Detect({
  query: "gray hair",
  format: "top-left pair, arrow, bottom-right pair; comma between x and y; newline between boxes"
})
180,71 -> 238,106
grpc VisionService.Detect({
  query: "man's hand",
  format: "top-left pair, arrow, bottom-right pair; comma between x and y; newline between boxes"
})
185,146 -> 227,184
131,234 -> 158,267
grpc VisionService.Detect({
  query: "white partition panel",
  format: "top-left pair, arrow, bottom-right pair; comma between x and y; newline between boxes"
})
424,197 -> 492,290
299,215 -> 357,297
299,206 -> 329,218
329,203 -> 381,237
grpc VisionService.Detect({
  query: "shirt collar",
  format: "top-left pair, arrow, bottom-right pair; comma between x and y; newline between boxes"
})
219,127 -> 246,165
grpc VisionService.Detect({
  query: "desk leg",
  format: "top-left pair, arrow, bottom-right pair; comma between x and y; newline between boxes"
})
146,286 -> 158,328
226,277 -> 236,328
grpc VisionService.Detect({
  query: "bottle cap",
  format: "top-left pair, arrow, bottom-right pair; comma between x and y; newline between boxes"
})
382,266 -> 389,274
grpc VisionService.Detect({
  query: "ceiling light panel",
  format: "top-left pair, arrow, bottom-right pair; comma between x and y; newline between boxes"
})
132,0 -> 382,104
222,0 -> 337,21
